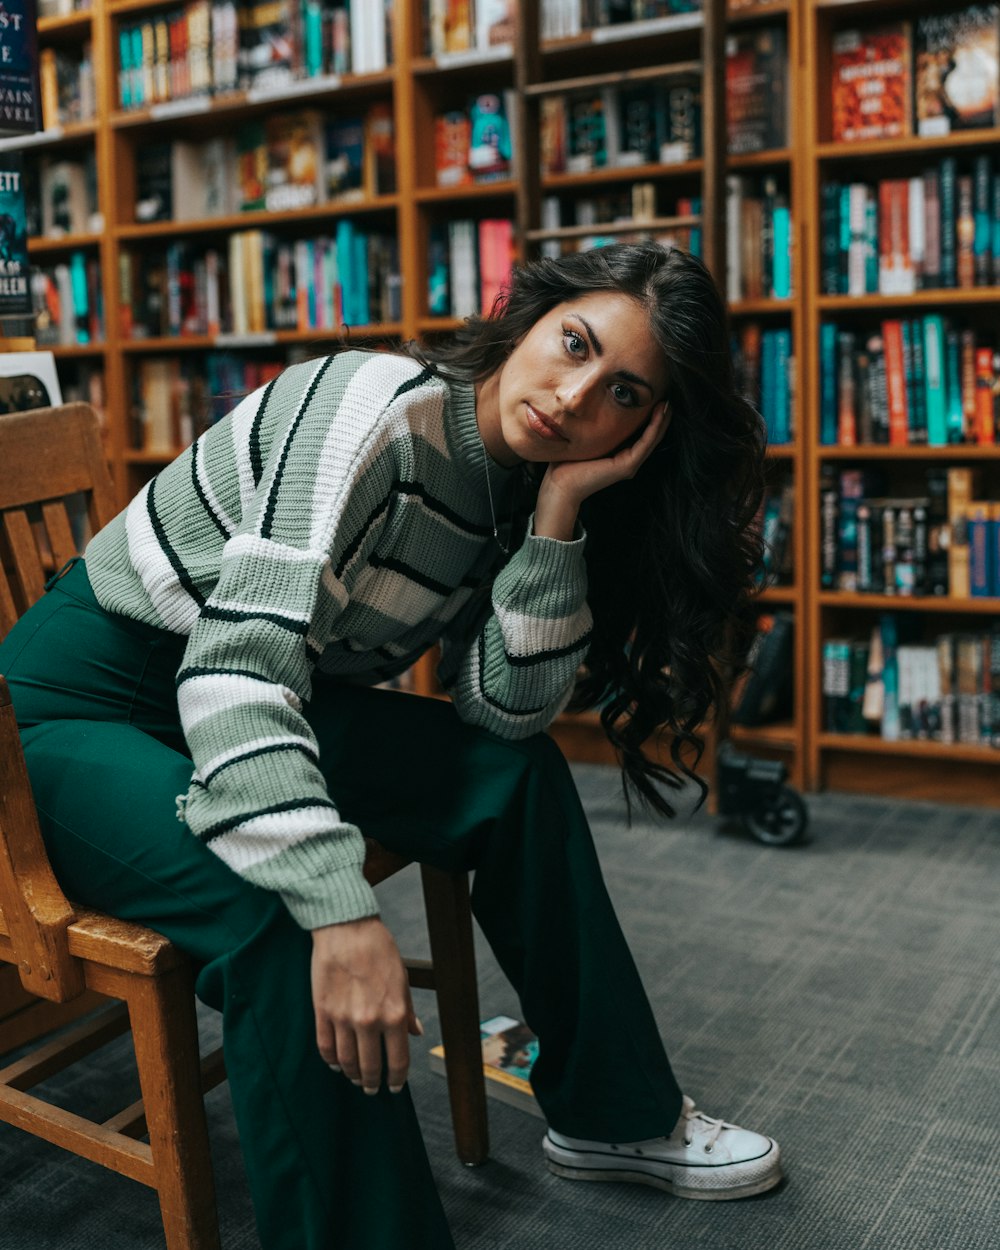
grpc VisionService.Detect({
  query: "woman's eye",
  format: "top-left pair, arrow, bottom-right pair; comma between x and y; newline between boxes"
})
612,383 -> 638,407
563,329 -> 586,356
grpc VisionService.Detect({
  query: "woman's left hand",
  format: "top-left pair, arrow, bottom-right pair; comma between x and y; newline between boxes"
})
534,401 -> 669,540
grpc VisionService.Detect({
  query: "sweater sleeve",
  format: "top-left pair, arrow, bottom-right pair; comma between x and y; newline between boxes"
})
436,515 -> 593,739
176,354 -> 430,930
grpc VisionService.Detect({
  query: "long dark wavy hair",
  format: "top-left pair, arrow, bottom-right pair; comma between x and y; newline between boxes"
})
412,242 -> 766,817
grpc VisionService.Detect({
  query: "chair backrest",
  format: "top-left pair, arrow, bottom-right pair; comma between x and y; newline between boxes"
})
0,404 -> 115,1001
0,403 -> 117,639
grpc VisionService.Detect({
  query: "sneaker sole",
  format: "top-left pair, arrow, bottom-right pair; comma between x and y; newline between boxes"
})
543,1143 -> 783,1202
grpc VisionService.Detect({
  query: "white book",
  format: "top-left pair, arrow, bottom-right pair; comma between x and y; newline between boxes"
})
171,141 -> 208,220
847,182 -> 868,297
541,196 -> 561,260
54,264 -> 76,345
908,176 -> 925,282
228,233 -> 247,336
726,175 -> 745,303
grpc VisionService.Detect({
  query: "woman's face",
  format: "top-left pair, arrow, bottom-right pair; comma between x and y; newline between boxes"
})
479,291 -> 669,467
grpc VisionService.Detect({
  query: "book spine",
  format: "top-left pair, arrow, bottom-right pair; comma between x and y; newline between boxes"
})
940,157 -> 957,289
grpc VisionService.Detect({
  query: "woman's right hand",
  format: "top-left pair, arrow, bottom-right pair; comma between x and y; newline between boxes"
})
310,916 -> 422,1094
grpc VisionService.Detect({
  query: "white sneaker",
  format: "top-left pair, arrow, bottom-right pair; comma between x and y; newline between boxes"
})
542,1095 -> 782,1201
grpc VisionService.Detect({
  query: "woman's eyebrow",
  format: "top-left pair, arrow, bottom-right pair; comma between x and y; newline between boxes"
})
576,314 -> 654,394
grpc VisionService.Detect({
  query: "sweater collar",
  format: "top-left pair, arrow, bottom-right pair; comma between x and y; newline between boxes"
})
445,375 -> 516,493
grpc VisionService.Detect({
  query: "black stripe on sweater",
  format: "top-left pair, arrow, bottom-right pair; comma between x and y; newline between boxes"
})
147,477 -> 207,608
203,741 -> 320,786
249,376 -> 279,489
393,480 -> 492,536
199,605 -> 310,634
190,441 -> 231,541
333,496 -> 392,578
503,629 -> 592,667
199,796 -> 338,845
368,554 -> 482,598
176,664 -> 274,689
261,357 -> 335,539
475,632 -> 551,718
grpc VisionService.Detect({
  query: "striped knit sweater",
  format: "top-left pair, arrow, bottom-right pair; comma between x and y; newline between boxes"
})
85,351 -> 593,929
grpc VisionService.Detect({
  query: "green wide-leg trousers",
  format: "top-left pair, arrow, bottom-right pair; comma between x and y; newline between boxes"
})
0,561 -> 683,1250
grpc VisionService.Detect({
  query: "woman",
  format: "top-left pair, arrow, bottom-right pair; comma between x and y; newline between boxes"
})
0,242 -> 778,1248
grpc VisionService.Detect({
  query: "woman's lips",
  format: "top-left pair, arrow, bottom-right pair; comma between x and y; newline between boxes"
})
525,403 -> 568,441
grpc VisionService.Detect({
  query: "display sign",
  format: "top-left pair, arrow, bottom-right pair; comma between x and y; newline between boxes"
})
0,149 -> 31,316
0,0 -> 42,134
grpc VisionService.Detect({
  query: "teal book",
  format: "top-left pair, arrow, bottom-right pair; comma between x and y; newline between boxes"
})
921,315 -> 948,445
944,327 -> 964,443
820,321 -> 838,444
772,204 -> 791,298
429,1015 -> 542,1119
880,613 -> 900,741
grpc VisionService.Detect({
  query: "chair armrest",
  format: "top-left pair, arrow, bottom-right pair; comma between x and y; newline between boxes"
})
0,677 -> 86,1002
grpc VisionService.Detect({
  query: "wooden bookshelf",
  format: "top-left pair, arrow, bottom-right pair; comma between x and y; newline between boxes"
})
802,0 -> 1000,805
21,0 -> 999,804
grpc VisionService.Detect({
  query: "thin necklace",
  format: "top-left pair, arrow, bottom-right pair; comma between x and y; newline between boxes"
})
478,435 -> 511,556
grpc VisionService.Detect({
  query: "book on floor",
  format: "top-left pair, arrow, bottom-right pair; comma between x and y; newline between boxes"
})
429,1015 -> 543,1119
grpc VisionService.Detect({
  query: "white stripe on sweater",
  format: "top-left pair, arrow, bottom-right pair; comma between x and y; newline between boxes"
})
125,481 -> 203,634
178,672 -> 303,733
210,806 -> 345,874
230,384 -> 271,516
309,355 -> 427,551
259,356 -> 333,530
493,601 -> 593,658
193,437 -> 237,535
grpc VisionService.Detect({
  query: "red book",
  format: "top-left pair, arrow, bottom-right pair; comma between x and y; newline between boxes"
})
881,320 -> 909,445
830,24 -> 912,143
974,346 -> 995,444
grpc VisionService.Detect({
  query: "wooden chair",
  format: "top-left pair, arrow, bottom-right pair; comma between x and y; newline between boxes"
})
0,403 -> 488,1250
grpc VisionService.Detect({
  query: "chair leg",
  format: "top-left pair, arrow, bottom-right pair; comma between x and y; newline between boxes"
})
126,964 -> 221,1250
420,866 -> 489,1166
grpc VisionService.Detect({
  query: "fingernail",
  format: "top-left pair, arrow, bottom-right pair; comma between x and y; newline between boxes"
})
328,1064 -> 341,1073
415,1017 -> 425,1036
350,1078 -> 362,1087
389,1085 -> 404,1095
363,1087 -> 378,1097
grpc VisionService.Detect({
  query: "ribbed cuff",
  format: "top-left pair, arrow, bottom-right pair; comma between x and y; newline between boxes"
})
278,862 -> 380,931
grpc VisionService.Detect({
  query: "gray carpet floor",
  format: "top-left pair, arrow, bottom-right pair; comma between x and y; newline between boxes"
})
1,764 -> 997,1249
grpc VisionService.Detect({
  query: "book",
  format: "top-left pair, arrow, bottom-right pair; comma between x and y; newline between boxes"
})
725,27 -> 787,155
429,1015 -> 543,1119
0,0 -> 42,134
265,111 -> 324,212
830,24 -> 912,143
914,4 -> 1000,136
731,611 -> 794,726
0,151 -> 31,316
0,350 -> 62,413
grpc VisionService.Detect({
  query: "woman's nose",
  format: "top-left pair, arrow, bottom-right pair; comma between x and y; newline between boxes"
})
555,369 -> 595,414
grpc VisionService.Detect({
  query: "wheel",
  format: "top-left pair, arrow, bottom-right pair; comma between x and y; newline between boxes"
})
742,787 -> 808,847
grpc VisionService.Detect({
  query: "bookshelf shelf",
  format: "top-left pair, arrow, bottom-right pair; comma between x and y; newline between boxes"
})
108,73 -> 395,133
414,183 -> 517,203
48,343 -> 108,359
37,11 -> 93,41
758,585 -> 798,603
0,121 -> 97,152
542,13 -> 705,54
727,0 -> 791,21
765,445 -> 796,459
116,197 -> 401,240
542,160 -> 704,192
818,592 -> 1000,614
411,50 -> 514,76
818,289 -> 1000,311
817,445 -> 1000,460
523,61 -> 702,98
728,148 -> 794,169
527,215 -> 698,242
28,233 -> 104,254
119,326 -> 404,354
730,721 -> 797,748
816,127 -> 1000,161
416,317 -> 465,334
818,734 -> 998,764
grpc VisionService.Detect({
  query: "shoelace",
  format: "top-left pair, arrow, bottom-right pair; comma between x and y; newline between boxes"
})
678,1099 -> 726,1152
